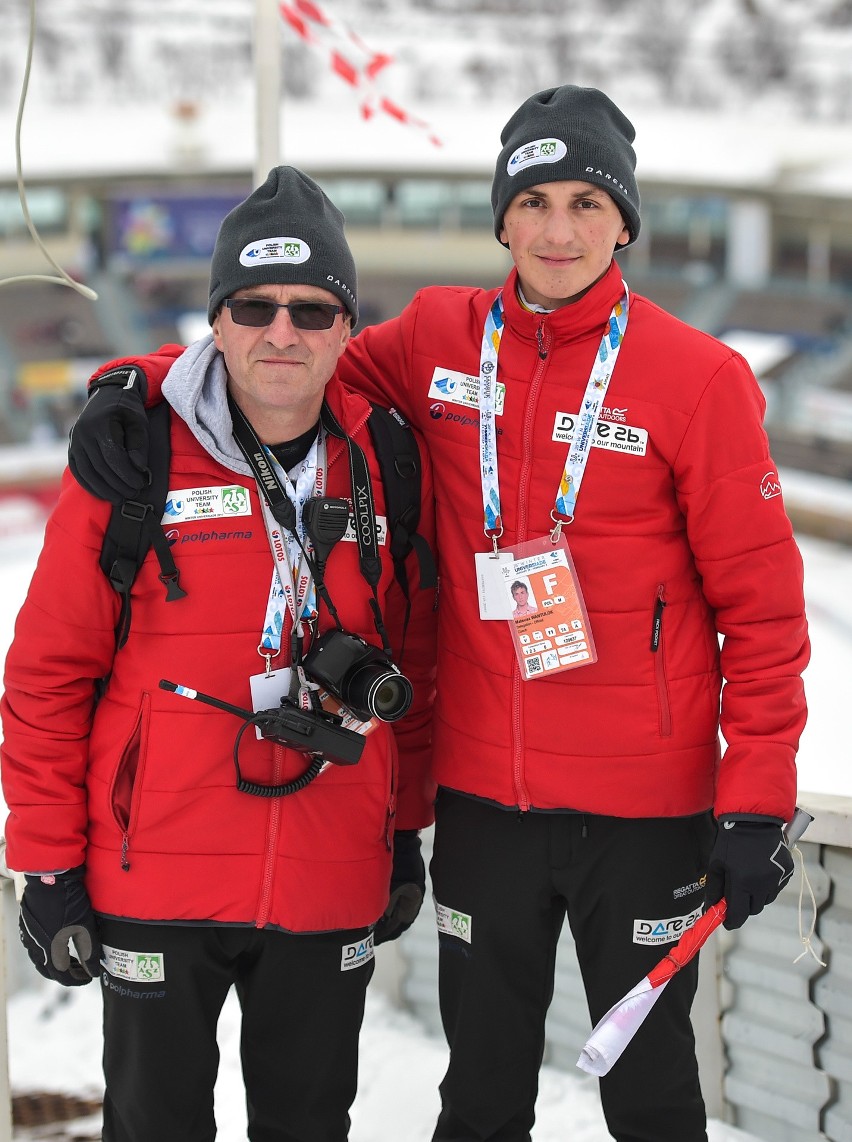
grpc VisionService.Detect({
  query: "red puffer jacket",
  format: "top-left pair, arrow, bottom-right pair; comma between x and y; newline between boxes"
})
1,359 -> 437,932
339,261 -> 809,821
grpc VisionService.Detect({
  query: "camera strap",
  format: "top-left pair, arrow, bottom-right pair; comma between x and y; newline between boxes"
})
228,394 -> 391,658
319,402 -> 391,654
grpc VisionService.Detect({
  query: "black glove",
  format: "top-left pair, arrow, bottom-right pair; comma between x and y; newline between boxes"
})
19,867 -> 103,986
373,830 -> 426,945
68,365 -> 151,504
705,816 -> 794,931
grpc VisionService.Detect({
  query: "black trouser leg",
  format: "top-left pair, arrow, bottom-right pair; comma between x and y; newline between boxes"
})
563,813 -> 714,1142
236,926 -> 374,1142
99,919 -> 374,1142
429,793 -> 565,1142
100,920 -> 232,1142
428,791 -> 714,1142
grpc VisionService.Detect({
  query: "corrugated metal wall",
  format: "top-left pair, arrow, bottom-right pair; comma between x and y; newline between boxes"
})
392,803 -> 852,1141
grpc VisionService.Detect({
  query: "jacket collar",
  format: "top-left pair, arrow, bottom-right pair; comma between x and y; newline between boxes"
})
501,261 -> 627,347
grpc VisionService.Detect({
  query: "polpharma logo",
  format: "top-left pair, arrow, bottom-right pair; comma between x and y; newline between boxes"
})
239,237 -> 311,265
507,138 -> 567,175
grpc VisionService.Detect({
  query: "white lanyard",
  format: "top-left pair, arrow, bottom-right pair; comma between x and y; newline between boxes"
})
258,429 -> 327,667
478,285 -> 629,545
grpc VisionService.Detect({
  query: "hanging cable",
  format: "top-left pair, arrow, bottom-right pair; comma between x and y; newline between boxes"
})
0,0 -> 97,299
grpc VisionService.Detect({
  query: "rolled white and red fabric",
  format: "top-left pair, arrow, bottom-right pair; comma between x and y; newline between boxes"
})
576,901 -> 727,1077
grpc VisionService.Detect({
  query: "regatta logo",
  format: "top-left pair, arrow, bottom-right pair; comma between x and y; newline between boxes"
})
507,138 -> 567,174
760,470 -> 782,500
633,907 -> 702,945
673,877 -> 706,900
253,451 -> 279,493
239,237 -> 310,265
600,406 -> 628,423
354,484 -> 374,547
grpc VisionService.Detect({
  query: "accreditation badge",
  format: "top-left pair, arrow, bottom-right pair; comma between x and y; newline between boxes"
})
502,536 -> 596,679
474,550 -> 517,619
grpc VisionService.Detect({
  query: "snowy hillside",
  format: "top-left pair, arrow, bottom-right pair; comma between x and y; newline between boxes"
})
4,0 -> 852,123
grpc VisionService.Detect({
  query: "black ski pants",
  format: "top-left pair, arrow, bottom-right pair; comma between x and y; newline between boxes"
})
429,790 -> 716,1142
98,918 -> 374,1142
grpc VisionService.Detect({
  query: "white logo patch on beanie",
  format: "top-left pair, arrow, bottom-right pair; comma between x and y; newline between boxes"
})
507,138 -> 567,175
239,237 -> 311,266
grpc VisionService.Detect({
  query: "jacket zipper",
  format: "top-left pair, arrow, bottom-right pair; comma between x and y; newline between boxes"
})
252,425 -> 359,923
256,744 -> 285,927
111,696 -> 150,871
651,585 -> 672,738
511,317 -> 553,810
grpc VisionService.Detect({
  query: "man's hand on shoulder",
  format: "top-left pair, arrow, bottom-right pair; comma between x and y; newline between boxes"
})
68,365 -> 150,503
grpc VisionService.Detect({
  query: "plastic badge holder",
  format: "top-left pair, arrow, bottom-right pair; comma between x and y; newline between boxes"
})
502,535 -> 597,680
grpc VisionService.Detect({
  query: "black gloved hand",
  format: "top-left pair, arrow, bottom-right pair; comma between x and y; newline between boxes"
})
68,365 -> 150,504
19,867 -> 103,986
373,830 -> 426,945
705,816 -> 794,931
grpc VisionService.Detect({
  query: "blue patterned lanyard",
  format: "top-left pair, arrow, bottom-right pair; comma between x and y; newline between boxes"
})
478,286 -> 629,545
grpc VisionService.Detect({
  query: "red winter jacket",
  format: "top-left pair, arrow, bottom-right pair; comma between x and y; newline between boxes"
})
340,261 -> 808,821
1,355 -> 437,932
71,261 -> 808,823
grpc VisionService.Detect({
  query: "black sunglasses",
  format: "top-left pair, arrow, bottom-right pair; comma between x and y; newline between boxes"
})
223,298 -> 345,330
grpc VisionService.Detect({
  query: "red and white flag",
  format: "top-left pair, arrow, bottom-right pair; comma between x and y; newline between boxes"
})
577,805 -> 814,1076
576,901 -> 727,1077
279,0 -> 441,145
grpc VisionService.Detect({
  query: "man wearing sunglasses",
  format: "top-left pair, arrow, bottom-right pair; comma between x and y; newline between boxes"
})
65,85 -> 808,1142
1,166 -> 437,1142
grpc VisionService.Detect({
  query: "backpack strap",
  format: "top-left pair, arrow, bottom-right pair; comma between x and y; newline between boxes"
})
365,403 -> 437,653
99,400 -> 186,650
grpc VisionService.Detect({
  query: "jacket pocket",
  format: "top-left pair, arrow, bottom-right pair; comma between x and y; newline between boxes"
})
109,693 -> 151,869
650,585 -> 673,738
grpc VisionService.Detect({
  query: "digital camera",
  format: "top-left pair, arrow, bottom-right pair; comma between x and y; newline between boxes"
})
303,630 -> 413,723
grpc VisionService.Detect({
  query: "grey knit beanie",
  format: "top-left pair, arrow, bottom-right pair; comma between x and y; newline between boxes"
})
492,86 -> 640,247
208,165 -> 358,324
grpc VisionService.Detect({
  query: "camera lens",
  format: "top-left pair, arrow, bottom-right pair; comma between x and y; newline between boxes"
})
346,663 -> 413,723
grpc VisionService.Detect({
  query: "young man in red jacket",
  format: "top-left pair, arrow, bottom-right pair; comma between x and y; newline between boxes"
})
2,166 -> 437,1142
67,87 -> 808,1142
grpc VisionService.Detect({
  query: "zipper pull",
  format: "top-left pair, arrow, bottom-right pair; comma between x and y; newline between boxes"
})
650,588 -> 666,652
536,321 -> 548,360
120,832 -> 131,872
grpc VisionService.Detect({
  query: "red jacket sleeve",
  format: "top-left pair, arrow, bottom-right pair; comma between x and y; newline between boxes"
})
382,426 -> 438,830
673,353 -> 809,820
339,306 -> 423,425
1,472 -> 118,872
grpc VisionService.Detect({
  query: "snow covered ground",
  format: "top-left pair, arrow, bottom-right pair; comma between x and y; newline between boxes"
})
1,479 -> 851,1140
6,979 -> 761,1142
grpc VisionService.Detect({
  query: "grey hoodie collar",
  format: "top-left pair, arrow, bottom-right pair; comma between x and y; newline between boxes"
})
161,335 -> 252,476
